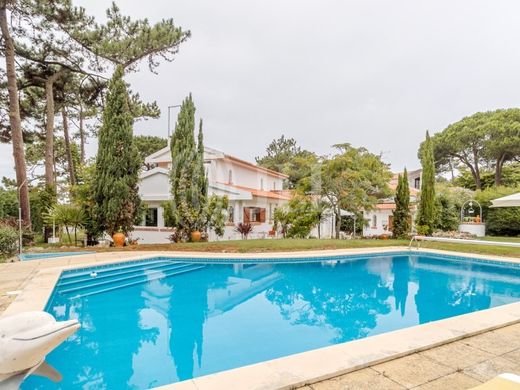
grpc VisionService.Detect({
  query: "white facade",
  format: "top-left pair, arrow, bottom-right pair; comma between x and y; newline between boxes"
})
363,170 -> 421,237
133,146 -> 290,243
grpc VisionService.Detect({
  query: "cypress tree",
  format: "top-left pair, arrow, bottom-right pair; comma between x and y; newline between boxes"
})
164,94 -> 207,239
392,168 -> 411,239
93,66 -> 141,236
195,118 -> 208,225
417,131 -> 436,235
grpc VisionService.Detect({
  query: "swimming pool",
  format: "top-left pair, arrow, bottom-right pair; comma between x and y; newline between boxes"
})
21,252 -> 520,389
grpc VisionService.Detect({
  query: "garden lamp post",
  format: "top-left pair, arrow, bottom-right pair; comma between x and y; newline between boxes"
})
167,105 -> 181,139
18,179 -> 27,255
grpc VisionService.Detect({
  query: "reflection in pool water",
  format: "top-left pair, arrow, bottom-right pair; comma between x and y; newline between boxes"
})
22,254 -> 520,389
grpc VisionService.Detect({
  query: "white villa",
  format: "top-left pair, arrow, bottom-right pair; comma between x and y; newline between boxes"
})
363,169 -> 421,237
133,146 -> 291,243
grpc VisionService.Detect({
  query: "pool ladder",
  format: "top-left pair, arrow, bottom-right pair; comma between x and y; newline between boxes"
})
408,235 -> 421,250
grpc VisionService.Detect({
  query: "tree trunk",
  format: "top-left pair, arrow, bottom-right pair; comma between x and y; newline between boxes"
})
495,154 -> 506,187
44,70 -> 65,189
0,5 -> 31,228
335,206 -> 341,239
448,158 -> 455,181
472,148 -> 482,190
79,104 -> 85,163
62,107 -> 76,186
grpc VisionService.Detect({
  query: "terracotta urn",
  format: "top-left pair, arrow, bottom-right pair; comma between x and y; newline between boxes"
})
190,231 -> 202,242
112,232 -> 126,247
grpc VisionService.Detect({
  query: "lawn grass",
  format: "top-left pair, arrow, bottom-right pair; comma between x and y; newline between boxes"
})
416,241 -> 520,258
24,237 -> 520,259
481,236 -> 520,243
112,238 -> 409,253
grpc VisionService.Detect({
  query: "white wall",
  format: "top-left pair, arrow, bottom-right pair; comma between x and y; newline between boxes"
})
139,173 -> 170,198
309,215 -> 336,239
130,228 -> 172,244
214,159 -> 284,190
137,154 -> 288,243
363,209 -> 393,237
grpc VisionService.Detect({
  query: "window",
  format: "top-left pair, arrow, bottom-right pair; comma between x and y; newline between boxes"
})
243,207 -> 266,223
273,181 -> 277,190
145,208 -> 158,227
260,178 -> 264,190
414,177 -> 420,189
372,215 -> 377,228
228,169 -> 233,184
228,205 -> 235,223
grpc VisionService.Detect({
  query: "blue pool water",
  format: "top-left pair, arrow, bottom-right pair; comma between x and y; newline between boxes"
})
22,252 -> 520,389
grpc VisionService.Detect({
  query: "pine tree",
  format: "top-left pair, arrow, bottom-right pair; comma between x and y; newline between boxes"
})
417,131 -> 436,235
93,66 -> 141,236
392,169 -> 410,239
164,94 -> 207,240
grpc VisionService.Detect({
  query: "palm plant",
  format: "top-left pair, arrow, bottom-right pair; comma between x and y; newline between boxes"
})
44,204 -> 85,245
313,199 -> 331,239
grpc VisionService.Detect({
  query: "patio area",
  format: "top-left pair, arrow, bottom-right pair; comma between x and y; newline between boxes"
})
300,323 -> 520,389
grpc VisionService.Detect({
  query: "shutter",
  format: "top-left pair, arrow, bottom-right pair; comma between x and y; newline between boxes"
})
259,208 -> 266,223
243,208 -> 250,223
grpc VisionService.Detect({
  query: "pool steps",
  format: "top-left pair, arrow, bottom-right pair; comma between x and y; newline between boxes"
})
59,263 -> 203,294
59,259 -> 169,281
59,263 -> 205,299
58,261 -> 184,287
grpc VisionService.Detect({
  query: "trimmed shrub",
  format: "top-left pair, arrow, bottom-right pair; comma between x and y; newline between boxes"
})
475,186 -> 520,236
0,226 -> 18,257
485,208 -> 520,236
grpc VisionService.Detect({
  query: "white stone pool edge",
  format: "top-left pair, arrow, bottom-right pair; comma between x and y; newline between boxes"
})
2,246 -> 520,390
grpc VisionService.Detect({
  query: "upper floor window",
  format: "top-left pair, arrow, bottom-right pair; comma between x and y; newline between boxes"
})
414,177 -> 420,189
372,215 -> 377,228
228,169 -> 233,184
273,181 -> 277,190
260,178 -> 264,190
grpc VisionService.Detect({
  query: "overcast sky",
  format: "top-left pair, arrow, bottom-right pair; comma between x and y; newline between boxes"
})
2,0 -> 520,178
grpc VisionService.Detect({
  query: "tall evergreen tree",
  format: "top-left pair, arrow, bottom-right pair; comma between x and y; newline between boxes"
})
93,66 -> 141,236
164,95 -> 207,240
417,132 -> 436,235
392,169 -> 411,239
196,118 -> 208,205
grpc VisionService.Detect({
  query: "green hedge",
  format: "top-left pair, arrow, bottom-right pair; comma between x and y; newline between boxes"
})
0,226 -> 18,257
476,186 -> 520,237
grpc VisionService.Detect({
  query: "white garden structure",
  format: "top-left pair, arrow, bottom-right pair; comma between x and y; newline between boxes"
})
411,193 -> 520,248
490,192 -> 520,208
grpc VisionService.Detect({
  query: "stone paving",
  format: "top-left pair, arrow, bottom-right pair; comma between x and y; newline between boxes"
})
300,323 -> 520,390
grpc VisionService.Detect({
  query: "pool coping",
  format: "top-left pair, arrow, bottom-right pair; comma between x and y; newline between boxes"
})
2,246 -> 520,389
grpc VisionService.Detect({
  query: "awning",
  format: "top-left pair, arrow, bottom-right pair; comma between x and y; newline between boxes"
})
490,193 -> 520,208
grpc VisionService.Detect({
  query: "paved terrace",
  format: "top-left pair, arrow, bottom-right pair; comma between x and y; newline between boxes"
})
300,324 -> 520,389
1,249 -> 519,390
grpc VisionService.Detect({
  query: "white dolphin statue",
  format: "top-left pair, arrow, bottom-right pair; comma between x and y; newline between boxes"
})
0,311 -> 80,389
